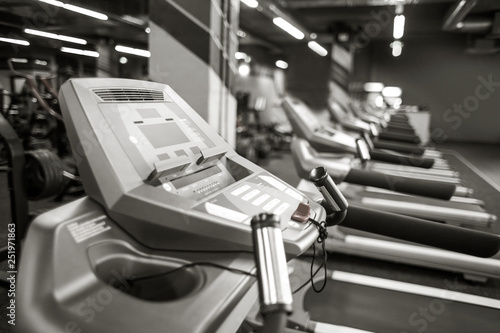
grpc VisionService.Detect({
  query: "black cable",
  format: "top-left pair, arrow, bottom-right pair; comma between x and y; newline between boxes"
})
310,242 -> 328,293
125,261 -> 257,284
292,260 -> 324,294
292,218 -> 329,294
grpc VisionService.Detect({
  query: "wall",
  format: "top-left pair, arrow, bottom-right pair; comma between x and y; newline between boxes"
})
285,42 -> 332,110
353,35 -> 500,143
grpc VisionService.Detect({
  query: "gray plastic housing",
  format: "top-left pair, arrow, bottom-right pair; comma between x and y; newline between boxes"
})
59,78 -> 322,255
282,96 -> 359,155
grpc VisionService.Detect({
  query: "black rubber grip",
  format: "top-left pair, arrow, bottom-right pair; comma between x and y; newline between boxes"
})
390,114 -> 409,121
344,169 -> 456,200
379,131 -> 421,144
370,149 -> 435,168
373,140 -> 425,156
387,123 -> 414,131
384,127 -> 416,135
341,205 -> 500,258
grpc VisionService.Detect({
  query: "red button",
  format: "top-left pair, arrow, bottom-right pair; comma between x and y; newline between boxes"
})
291,202 -> 311,223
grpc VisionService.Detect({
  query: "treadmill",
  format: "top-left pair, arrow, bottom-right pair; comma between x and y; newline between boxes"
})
14,78 -> 324,333
13,79 -> 500,333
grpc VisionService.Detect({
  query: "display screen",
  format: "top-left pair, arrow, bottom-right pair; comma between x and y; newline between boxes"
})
137,108 -> 161,119
139,122 -> 190,148
172,166 -> 222,188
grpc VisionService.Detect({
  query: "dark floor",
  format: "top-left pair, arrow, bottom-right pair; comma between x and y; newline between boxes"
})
0,143 -> 499,332
437,142 -> 500,189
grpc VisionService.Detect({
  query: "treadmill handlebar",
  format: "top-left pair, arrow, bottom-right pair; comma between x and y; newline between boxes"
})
370,149 -> 435,169
310,167 -> 500,258
342,205 -> 500,258
251,213 -> 293,322
343,168 -> 456,200
309,167 -> 349,213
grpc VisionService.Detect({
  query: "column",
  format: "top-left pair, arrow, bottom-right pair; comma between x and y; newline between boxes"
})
149,0 -> 239,147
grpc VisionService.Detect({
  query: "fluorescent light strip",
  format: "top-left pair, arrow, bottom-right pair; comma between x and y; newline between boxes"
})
235,52 -> 247,60
115,45 -> 151,58
24,28 -> 87,45
240,0 -> 258,8
275,60 -> 288,69
11,58 -> 28,63
121,15 -> 145,25
391,40 -> 403,57
364,82 -> 384,93
39,0 -> 108,20
307,41 -> 328,57
382,86 -> 403,97
393,14 -> 405,39
273,17 -> 304,40
61,47 -> 99,58
0,37 -> 30,46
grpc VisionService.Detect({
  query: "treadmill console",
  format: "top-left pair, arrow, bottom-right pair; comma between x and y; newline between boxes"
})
60,79 -> 322,255
282,96 -> 358,154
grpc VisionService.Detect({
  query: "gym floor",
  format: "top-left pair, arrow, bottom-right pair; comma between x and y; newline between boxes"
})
0,142 -> 499,332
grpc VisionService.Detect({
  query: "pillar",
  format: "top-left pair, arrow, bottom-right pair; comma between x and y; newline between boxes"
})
149,0 -> 239,147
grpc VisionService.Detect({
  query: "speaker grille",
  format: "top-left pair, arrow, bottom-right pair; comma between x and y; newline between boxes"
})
93,88 -> 164,102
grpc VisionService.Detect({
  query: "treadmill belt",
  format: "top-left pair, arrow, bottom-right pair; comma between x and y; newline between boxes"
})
304,279 -> 500,333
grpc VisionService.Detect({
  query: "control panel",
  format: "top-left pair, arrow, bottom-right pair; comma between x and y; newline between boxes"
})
59,79 -> 322,255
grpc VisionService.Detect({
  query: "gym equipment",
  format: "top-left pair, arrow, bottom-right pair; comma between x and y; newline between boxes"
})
15,79 -> 500,333
291,138 -> 494,225
328,82 -> 445,158
0,111 -> 28,284
282,96 -> 448,171
250,213 -> 292,333
283,96 -> 458,175
15,78 -> 324,333
282,96 -> 470,199
296,178 -> 500,280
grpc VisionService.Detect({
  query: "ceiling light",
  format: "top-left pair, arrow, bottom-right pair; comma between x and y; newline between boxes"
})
363,82 -> 384,93
145,27 -> 151,34
338,33 -> 350,42
375,95 -> 384,108
382,86 -> 402,98
237,30 -> 246,38
121,15 -> 145,25
391,40 -> 403,57
0,36 -> 30,46
235,52 -> 247,60
34,59 -> 48,66
393,14 -> 405,39
39,0 -> 108,20
119,57 -> 128,64
238,63 -> 251,77
307,41 -> 328,57
275,60 -> 288,69
394,97 -> 402,109
273,17 -> 304,40
240,0 -> 258,8
115,45 -> 151,58
11,58 -> 28,63
24,28 -> 87,45
61,47 -> 99,57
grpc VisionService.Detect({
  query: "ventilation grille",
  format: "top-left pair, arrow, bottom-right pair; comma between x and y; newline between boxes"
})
93,88 -> 164,102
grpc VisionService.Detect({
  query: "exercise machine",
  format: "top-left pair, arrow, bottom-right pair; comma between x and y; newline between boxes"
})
15,79 -> 500,333
282,96 -> 471,199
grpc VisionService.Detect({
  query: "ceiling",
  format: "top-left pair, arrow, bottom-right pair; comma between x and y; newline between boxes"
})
239,0 -> 500,54
0,0 -> 499,62
0,0 -> 149,54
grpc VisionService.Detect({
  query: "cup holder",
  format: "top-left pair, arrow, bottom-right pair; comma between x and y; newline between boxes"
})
90,243 -> 204,302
